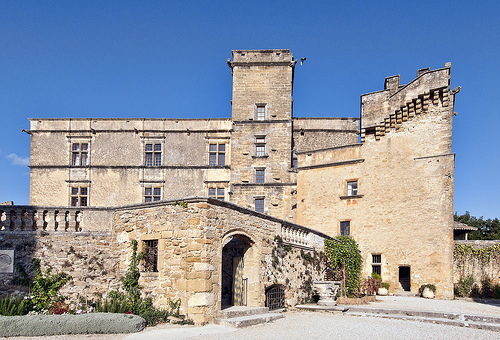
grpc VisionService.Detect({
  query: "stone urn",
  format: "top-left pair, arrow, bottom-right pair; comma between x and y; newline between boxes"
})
422,287 -> 435,299
313,281 -> 341,306
377,287 -> 388,296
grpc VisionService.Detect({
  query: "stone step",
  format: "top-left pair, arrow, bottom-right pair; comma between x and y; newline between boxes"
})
218,306 -> 270,319
346,312 -> 500,332
219,312 -> 285,328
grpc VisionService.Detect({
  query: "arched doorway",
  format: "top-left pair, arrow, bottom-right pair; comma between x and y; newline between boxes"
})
221,234 -> 253,308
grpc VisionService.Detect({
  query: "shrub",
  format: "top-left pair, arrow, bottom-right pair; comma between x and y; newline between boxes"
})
454,275 -> 475,297
30,259 -> 72,312
381,282 -> 390,290
418,284 -> 436,295
0,296 -> 32,316
480,275 -> 494,298
362,276 -> 381,296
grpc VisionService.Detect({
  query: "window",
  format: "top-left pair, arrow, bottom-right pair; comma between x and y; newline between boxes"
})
347,181 -> 358,196
143,240 -> 158,272
145,187 -> 161,202
208,187 -> 225,200
209,143 -> 226,166
255,137 -> 266,157
292,158 -> 298,168
256,105 -> 265,120
145,143 -> 162,167
340,221 -> 350,236
71,186 -> 88,207
255,198 -> 264,213
72,143 -> 88,166
255,169 -> 265,184
372,254 -> 382,276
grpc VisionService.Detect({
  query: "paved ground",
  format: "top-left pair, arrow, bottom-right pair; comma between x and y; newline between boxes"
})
5,296 -> 500,340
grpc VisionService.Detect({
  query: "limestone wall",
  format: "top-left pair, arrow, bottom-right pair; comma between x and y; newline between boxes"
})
296,66 -> 456,298
454,240 -> 500,284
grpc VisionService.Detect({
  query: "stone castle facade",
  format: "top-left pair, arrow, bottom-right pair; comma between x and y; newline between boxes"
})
1,49 -> 459,322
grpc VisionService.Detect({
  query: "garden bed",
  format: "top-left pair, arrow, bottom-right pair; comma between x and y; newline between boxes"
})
336,295 -> 377,305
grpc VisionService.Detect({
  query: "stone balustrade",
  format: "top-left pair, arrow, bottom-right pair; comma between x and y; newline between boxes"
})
280,224 -> 312,247
0,206 -> 83,232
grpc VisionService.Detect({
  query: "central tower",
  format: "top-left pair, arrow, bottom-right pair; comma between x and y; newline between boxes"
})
228,49 -> 297,220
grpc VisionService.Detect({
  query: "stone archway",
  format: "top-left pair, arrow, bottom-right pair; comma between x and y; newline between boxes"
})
221,232 -> 257,309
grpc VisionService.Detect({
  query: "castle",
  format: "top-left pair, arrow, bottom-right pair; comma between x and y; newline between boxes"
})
1,49 -> 458,323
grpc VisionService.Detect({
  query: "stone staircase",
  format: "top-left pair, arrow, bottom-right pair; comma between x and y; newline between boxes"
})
216,306 -> 285,328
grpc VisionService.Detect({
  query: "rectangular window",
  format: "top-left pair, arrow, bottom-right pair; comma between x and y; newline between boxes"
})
256,105 -> 265,120
209,143 -> 226,166
347,181 -> 358,196
292,158 -> 298,168
255,198 -> 264,213
255,169 -> 265,184
72,143 -> 88,166
208,187 -> 225,200
143,240 -> 158,272
71,186 -> 88,207
145,143 -> 161,167
255,137 -> 266,157
340,221 -> 350,236
144,187 -> 161,202
372,254 -> 382,276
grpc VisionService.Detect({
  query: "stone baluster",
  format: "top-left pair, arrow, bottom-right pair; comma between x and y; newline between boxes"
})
23,210 -> 34,230
74,211 -> 82,231
3,210 -> 12,230
11,210 -> 21,230
31,210 -> 39,230
46,210 -> 59,231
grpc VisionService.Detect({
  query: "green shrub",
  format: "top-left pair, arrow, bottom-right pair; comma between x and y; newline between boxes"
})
381,282 -> 390,290
480,275 -> 494,298
30,259 -> 72,312
454,275 -> 475,297
325,236 -> 362,297
0,296 -> 32,316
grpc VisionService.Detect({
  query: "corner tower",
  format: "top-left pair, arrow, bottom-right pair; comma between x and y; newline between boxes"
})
228,50 -> 297,220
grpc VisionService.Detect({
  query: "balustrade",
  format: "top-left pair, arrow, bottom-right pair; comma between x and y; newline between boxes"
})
280,224 -> 311,247
0,207 -> 83,232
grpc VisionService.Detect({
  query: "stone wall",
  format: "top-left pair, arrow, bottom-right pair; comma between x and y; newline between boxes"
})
296,65 -> 456,298
454,240 -> 500,285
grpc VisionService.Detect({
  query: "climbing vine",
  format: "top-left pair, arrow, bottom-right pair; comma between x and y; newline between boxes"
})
324,236 -> 362,297
454,243 -> 500,266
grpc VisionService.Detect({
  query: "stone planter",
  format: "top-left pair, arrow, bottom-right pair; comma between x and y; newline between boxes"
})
313,281 -> 341,306
422,287 -> 435,299
377,287 -> 388,296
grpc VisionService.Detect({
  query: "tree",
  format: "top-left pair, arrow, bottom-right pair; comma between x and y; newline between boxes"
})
454,211 -> 500,240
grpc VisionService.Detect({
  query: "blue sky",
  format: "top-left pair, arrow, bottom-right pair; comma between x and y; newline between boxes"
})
0,1 -> 498,219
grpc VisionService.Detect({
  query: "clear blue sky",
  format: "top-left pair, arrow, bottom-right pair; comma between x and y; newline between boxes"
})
0,1 -> 498,219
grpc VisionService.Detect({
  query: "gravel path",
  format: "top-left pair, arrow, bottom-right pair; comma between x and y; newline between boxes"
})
7,310 -> 498,340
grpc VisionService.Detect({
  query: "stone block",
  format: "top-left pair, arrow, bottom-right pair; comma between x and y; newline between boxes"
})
188,243 -> 201,251
194,262 -> 214,271
187,292 -> 215,307
187,218 -> 200,225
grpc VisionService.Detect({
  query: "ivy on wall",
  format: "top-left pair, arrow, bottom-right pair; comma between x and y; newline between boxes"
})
454,243 -> 500,266
324,236 -> 362,297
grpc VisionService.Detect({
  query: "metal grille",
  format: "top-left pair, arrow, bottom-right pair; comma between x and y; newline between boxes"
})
265,285 -> 285,311
144,240 -> 158,272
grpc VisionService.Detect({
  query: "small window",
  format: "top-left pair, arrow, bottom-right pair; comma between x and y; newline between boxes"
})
292,158 -> 298,168
347,181 -> 358,196
71,186 -> 88,207
143,240 -> 158,272
145,143 -> 161,167
256,169 -> 265,184
208,187 -> 225,200
209,143 -> 226,166
255,198 -> 264,213
256,105 -> 265,120
145,187 -> 161,202
372,254 -> 382,276
255,137 -> 266,157
72,143 -> 88,166
340,221 -> 350,236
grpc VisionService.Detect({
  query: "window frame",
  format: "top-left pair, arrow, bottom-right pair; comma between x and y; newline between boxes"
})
255,136 -> 266,157
255,198 -> 264,213
347,180 -> 358,196
145,143 -> 162,167
209,143 -> 226,166
372,254 -> 382,276
144,186 -> 161,202
71,143 -> 89,166
70,186 -> 88,207
340,220 -> 350,236
143,239 -> 158,272
255,169 -> 265,184
208,187 -> 225,200
256,105 -> 266,120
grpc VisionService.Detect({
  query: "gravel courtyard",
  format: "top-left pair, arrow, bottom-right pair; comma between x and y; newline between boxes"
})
5,310 -> 499,340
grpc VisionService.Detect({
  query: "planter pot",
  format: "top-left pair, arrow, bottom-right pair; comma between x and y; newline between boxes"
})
422,287 -> 435,299
313,281 -> 341,306
377,287 -> 388,296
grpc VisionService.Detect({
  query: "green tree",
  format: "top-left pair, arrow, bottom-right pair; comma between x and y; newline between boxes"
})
454,211 -> 500,240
